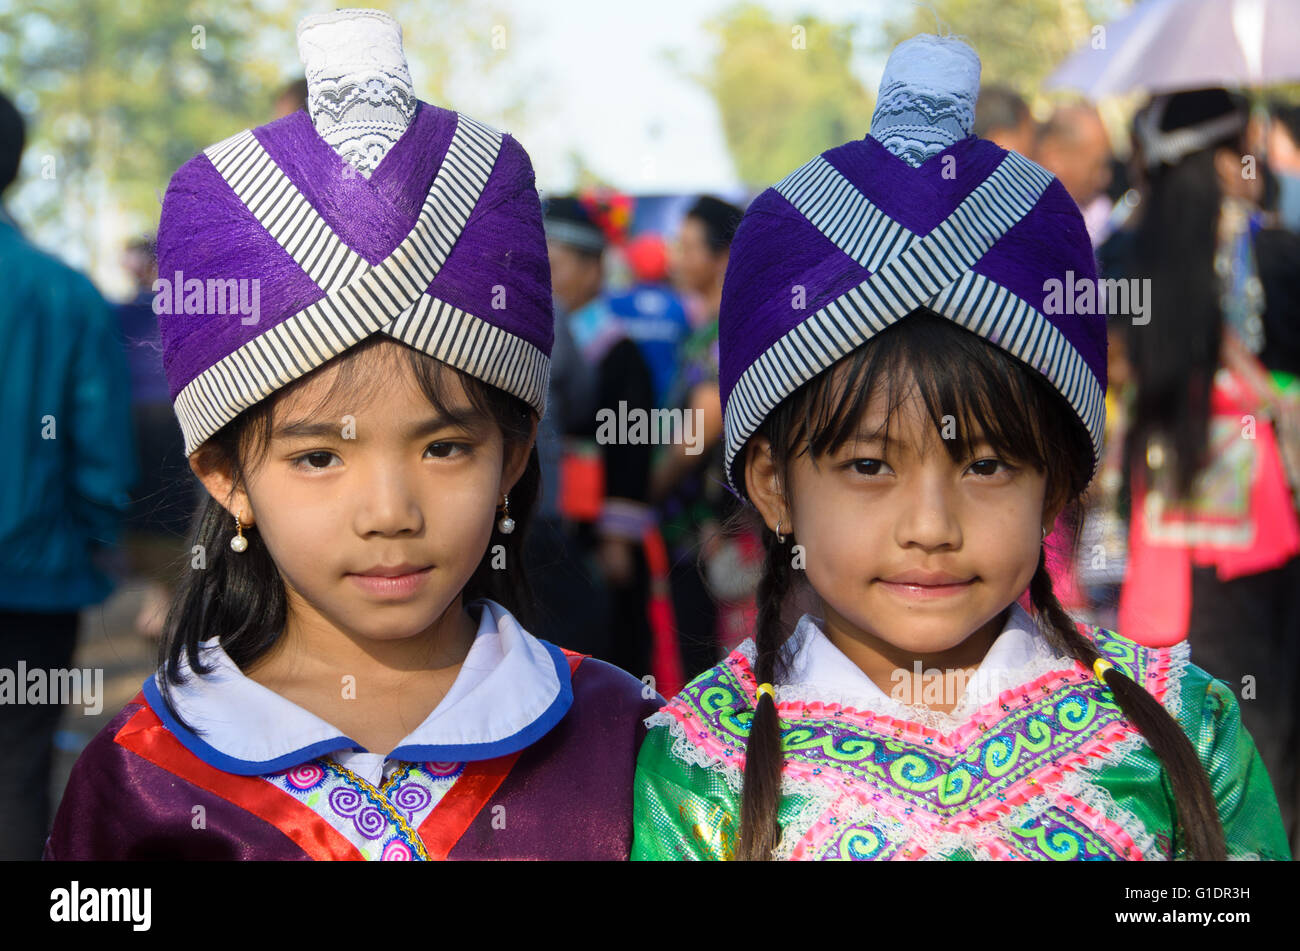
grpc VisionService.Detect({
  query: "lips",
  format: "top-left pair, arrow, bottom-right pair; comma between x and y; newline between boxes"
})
350,563 -> 430,578
876,570 -> 976,603
880,570 -> 973,586
346,564 -> 433,601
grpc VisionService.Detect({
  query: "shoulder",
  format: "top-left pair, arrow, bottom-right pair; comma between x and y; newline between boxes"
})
644,642 -> 758,762
69,694 -> 151,773
45,696 -> 154,858
4,233 -> 106,315
568,653 -> 664,721
1077,624 -> 1190,713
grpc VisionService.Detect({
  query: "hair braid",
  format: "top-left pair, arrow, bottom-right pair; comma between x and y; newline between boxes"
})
736,526 -> 794,860
1028,552 -> 1226,859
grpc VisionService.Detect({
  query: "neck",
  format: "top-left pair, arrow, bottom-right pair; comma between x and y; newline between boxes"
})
818,601 -> 1006,711
700,270 -> 724,317
253,589 -> 478,685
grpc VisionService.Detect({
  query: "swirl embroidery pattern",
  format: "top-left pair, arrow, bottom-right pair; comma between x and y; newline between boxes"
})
266,759 -> 466,860
661,628 -> 1179,860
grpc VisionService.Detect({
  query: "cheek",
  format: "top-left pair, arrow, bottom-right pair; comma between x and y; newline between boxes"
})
791,478 -> 873,585
435,475 -> 499,548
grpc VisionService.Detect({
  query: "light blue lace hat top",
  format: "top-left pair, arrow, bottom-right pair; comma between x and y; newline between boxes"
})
868,33 -> 981,167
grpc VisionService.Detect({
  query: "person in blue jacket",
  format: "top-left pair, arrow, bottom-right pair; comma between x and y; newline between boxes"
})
0,91 -> 136,859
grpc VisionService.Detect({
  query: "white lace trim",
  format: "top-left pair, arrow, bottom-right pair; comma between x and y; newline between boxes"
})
777,652 -> 1078,732
645,708 -> 746,795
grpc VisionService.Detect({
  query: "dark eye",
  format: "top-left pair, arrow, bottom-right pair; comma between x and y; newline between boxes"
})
968,458 -> 1008,477
294,451 -> 339,470
850,459 -> 890,476
425,442 -> 465,459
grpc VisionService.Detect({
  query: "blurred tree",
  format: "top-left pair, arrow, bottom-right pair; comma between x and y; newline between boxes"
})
687,3 -> 875,189
882,0 -> 1127,101
0,0 -> 519,278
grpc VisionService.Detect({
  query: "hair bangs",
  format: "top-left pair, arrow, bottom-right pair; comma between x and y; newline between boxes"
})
787,310 -> 1060,476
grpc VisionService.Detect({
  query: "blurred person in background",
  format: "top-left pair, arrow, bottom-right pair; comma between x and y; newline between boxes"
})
273,78 -> 308,119
605,232 -> 692,409
1035,103 -> 1114,245
0,91 -> 135,859
974,84 -> 1035,156
114,234 -> 199,638
652,196 -> 755,678
543,193 -> 656,678
1117,88 -> 1300,849
1267,101 -> 1300,233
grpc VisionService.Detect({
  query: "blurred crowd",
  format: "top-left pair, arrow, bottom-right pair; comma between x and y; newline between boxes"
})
3,74 -> 1300,857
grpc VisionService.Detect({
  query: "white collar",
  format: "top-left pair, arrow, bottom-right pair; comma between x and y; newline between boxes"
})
143,599 -> 572,775
779,602 -> 1070,728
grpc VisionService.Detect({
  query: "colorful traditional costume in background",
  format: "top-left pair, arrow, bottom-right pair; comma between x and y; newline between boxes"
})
45,9 -> 658,861
632,34 -> 1290,861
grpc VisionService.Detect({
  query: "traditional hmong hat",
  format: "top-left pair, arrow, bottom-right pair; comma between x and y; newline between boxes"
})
1133,87 -> 1249,170
156,12 -> 552,456
543,196 -> 609,253
718,33 -> 1107,493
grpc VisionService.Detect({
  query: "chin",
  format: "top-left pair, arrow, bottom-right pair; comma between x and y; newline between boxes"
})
338,597 -> 454,637
855,605 -> 991,653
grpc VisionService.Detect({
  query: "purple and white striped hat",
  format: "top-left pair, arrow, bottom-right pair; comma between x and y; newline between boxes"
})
156,100 -> 552,456
719,34 -> 1107,493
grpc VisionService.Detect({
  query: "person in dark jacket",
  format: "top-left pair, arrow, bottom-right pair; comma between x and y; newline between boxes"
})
543,194 -> 657,680
0,90 -> 136,859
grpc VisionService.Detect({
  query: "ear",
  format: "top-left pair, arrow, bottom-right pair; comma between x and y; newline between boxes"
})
1041,479 -> 1069,538
500,414 -> 538,496
189,447 -> 255,528
743,436 -> 787,534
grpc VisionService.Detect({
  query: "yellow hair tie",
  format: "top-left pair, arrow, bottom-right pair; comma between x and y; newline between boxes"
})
756,683 -> 776,703
1093,658 -> 1114,683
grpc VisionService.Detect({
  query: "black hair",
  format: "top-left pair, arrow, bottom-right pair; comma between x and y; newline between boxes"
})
973,85 -> 1029,139
156,337 -> 540,730
686,195 -> 744,255
733,309 -> 1227,861
543,195 -> 605,259
0,91 -> 25,194
277,77 -> 309,113
1124,88 -> 1250,500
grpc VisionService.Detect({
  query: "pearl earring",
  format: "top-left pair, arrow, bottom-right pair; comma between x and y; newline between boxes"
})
497,495 -> 515,535
231,513 -> 249,553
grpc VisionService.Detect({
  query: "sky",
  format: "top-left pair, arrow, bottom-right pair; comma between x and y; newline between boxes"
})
466,0 -> 904,194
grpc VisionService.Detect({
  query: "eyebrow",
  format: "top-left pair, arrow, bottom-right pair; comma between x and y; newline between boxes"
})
845,426 -> 996,449
273,410 -> 486,441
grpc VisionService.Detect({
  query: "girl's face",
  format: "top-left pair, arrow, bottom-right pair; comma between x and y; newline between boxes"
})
747,372 -> 1060,659
196,342 -> 531,645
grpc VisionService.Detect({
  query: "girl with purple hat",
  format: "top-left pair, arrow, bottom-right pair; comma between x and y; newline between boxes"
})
632,34 -> 1289,861
45,9 -> 658,861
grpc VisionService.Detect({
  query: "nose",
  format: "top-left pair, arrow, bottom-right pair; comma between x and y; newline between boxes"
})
893,469 -> 962,552
354,463 -> 424,537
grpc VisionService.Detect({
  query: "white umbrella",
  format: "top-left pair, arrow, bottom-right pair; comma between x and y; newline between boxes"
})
1046,0 -> 1300,98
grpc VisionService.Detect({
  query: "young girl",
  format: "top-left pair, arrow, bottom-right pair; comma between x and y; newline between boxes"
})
632,34 -> 1291,861
45,9 -> 657,861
